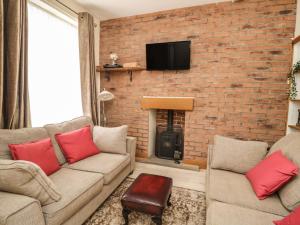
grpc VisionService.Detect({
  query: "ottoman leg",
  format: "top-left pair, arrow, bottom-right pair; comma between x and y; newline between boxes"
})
167,193 -> 172,207
122,208 -> 131,225
152,216 -> 162,225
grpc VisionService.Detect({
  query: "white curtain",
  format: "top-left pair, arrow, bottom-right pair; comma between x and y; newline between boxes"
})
28,2 -> 82,127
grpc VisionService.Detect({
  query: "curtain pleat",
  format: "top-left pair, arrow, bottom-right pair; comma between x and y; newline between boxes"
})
0,0 -> 3,127
0,0 -> 31,129
78,12 -> 100,125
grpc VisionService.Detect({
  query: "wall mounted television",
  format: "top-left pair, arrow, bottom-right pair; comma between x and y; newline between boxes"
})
146,41 -> 191,71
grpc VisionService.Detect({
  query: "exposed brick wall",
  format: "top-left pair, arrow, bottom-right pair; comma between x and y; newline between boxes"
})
99,0 -> 296,163
156,110 -> 185,130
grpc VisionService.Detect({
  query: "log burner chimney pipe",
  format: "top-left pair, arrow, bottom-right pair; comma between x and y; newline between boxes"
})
167,110 -> 174,132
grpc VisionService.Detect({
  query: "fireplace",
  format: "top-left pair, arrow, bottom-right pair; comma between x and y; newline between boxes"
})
141,96 -> 194,164
155,110 -> 184,161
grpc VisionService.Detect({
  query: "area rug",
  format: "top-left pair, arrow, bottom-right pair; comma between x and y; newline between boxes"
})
84,178 -> 206,225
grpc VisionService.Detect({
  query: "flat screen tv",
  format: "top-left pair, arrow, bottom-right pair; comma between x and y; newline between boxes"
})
146,41 -> 191,70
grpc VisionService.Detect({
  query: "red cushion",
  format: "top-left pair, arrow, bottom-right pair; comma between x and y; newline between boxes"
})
246,150 -> 298,200
273,206 -> 300,225
55,126 -> 100,164
9,138 -> 61,176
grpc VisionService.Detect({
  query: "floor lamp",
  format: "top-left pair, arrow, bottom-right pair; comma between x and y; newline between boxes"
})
98,89 -> 114,127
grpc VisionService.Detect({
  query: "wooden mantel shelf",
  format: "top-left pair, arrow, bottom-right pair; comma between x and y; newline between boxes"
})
141,96 -> 194,111
96,66 -> 145,82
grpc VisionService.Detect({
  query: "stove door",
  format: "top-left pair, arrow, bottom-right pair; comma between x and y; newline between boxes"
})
156,131 -> 177,159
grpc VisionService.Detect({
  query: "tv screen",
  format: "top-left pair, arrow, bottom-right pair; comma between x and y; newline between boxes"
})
146,41 -> 191,71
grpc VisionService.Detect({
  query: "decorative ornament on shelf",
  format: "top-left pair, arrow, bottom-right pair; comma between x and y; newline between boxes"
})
288,60 -> 300,100
103,53 -> 122,69
110,52 -> 119,65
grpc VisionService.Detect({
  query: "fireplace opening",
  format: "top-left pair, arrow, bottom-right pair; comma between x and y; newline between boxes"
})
155,110 -> 184,162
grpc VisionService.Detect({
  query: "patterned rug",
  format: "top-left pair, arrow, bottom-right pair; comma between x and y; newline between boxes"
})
84,178 -> 206,225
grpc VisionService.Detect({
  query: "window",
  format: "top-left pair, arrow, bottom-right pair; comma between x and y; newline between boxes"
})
28,1 -> 82,127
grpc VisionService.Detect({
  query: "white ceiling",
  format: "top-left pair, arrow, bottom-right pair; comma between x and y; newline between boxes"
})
71,0 -> 231,21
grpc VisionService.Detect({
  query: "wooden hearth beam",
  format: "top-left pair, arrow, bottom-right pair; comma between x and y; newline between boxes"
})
141,96 -> 194,111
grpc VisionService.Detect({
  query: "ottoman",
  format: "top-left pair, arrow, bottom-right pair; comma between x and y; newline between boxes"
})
121,173 -> 173,225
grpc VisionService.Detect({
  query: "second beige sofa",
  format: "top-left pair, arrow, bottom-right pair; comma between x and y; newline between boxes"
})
206,133 -> 300,225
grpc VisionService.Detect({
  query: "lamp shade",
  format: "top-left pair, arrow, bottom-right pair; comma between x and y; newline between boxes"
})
98,89 -> 114,102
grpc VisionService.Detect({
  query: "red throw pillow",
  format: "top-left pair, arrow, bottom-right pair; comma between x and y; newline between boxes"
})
273,206 -> 300,225
9,138 -> 61,176
246,150 -> 298,200
55,126 -> 100,164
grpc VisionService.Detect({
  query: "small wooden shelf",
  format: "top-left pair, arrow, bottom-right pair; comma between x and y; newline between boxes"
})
290,99 -> 300,102
96,66 -> 145,82
292,35 -> 300,45
288,125 -> 300,130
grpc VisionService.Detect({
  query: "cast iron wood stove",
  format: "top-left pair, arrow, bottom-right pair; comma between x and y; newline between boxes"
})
155,110 -> 184,162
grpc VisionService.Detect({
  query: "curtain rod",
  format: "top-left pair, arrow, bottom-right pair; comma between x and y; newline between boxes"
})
55,0 -> 98,28
56,0 -> 79,15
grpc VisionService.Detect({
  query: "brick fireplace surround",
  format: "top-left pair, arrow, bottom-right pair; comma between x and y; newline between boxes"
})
99,0 -> 296,168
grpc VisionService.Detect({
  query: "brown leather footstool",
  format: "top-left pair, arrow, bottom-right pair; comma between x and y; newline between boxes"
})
121,173 -> 173,225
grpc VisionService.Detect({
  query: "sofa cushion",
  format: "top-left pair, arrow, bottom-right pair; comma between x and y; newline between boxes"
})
206,201 -> 282,225
0,160 -> 61,206
43,168 -> 103,225
246,151 -> 298,200
9,138 -> 61,175
44,116 -> 93,165
64,153 -> 130,184
93,125 -> 128,155
55,126 -> 100,164
211,135 -> 268,174
268,132 -> 300,210
0,127 -> 49,160
209,169 -> 289,216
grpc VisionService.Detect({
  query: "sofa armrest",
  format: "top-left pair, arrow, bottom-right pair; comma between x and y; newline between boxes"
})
207,144 -> 214,170
0,192 -> 45,225
126,136 -> 137,172
206,145 -> 213,206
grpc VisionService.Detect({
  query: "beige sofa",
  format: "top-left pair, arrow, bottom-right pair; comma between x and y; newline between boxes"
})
0,116 -> 137,225
206,133 -> 300,225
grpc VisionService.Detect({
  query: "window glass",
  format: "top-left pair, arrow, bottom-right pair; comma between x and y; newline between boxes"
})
28,2 -> 82,127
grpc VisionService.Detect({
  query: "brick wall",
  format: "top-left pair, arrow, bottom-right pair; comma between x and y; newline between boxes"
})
156,110 -> 185,130
99,0 -> 296,165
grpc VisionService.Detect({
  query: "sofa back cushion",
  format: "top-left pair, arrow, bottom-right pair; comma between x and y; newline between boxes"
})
44,116 -> 93,164
268,132 -> 300,210
0,127 -> 49,160
211,135 -> 268,174
93,125 -> 128,155
0,160 -> 61,206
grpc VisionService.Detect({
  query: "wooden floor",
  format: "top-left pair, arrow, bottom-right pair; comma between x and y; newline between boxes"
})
129,162 -> 206,192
